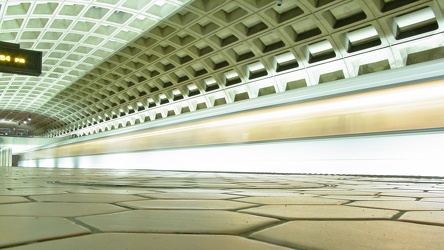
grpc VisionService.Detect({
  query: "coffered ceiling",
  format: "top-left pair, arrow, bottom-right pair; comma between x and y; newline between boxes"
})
0,0 -> 443,137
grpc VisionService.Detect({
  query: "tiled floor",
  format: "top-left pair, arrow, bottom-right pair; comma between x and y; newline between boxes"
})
1,167 -> 444,249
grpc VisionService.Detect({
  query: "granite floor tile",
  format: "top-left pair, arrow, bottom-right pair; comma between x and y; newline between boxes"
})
0,190 -> 68,196
9,186 -> 89,192
402,184 -> 440,190
376,189 -> 428,193
230,191 -> 308,197
62,180 -> 142,186
30,193 -> 147,203
0,216 -> 90,248
348,200 -> 444,211
179,184 -> 249,188
380,192 -> 444,198
74,189 -> 160,194
1,167 -> 444,249
139,192 -> 241,200
250,220 -> 444,250
321,195 -> 417,201
421,197 -> 444,203
430,191 -> 444,195
118,199 -> 254,210
0,202 -> 127,217
135,183 -> 195,188
0,184 -> 41,188
0,196 -> 30,204
235,196 -> 347,205
300,190 -> 378,196
276,182 -> 324,188
151,188 -> 230,193
77,210 -> 279,234
240,204 -> 398,220
7,233 -> 291,250
400,211 -> 444,226
429,187 -> 444,192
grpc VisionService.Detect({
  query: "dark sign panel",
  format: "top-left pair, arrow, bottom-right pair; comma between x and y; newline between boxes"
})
0,47 -> 42,76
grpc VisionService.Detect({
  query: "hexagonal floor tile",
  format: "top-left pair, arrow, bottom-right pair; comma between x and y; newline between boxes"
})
118,199 -> 254,210
400,211 -> 444,226
77,210 -> 278,234
348,200 -> 444,210
379,192 -> 444,198
0,202 -> 127,217
300,190 -> 378,196
251,220 -> 444,250
75,189 -> 159,194
235,196 -> 346,205
321,195 -> 416,201
240,205 -> 398,220
139,192 -> 241,199
30,193 -> 146,203
151,188 -> 229,193
229,190 -> 308,197
7,233 -> 291,250
0,196 -> 30,204
0,190 -> 68,196
0,216 -> 90,248
421,197 -> 444,203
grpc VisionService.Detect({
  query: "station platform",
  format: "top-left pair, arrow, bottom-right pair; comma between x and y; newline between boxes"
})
1,167 -> 444,249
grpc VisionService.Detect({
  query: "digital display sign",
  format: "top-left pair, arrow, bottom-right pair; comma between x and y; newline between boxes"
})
0,47 -> 42,76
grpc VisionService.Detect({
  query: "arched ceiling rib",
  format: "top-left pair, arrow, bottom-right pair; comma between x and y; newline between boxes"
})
1,0 -> 443,137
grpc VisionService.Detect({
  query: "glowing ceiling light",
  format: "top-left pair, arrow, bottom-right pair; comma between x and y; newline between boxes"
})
136,15 -> 146,20
247,62 -> 265,72
308,40 -> 333,56
224,70 -> 239,79
275,52 -> 296,64
346,26 -> 379,45
154,0 -> 167,6
395,7 -> 436,32
187,84 -> 198,91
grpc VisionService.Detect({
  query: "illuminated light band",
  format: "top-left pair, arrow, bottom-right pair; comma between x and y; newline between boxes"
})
23,78 -> 444,160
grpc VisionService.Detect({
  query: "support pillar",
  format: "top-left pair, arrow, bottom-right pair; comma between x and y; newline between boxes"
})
0,148 -> 12,167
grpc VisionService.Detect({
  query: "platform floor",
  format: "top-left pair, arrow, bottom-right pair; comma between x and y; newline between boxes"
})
1,167 -> 444,249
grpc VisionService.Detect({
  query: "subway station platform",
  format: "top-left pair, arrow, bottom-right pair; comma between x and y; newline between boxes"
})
1,167 -> 444,249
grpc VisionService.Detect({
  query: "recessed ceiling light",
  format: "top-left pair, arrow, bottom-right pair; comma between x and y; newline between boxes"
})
136,15 -> 146,20
154,0 -> 166,7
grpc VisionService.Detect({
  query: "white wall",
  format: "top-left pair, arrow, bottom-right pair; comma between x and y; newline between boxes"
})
0,136 -> 67,154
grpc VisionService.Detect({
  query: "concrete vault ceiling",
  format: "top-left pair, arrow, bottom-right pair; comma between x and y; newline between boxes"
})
0,0 -> 443,137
